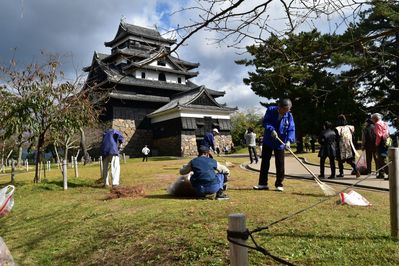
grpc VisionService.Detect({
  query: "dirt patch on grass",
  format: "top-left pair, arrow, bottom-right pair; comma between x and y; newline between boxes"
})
105,186 -> 145,200
155,173 -> 176,181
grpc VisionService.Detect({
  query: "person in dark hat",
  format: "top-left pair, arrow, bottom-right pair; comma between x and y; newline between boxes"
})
180,145 -> 230,200
361,118 -> 376,174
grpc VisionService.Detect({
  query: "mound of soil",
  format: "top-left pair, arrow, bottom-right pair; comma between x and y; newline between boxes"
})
106,186 -> 145,200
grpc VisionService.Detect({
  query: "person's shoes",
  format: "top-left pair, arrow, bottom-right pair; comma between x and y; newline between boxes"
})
255,160 -> 258,164
328,175 -> 336,179
384,174 -> 389,180
253,185 -> 269,190
250,161 -> 253,164
337,174 -> 344,178
318,175 -> 325,179
355,171 -> 360,178
376,175 -> 384,179
276,186 -> 284,192
215,190 -> 229,200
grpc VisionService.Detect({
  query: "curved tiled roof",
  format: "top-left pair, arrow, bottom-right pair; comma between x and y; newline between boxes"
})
105,23 -> 176,47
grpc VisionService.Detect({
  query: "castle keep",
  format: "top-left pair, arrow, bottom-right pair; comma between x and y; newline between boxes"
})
84,22 -> 236,156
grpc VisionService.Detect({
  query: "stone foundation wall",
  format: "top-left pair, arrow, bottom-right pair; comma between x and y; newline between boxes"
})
112,119 -> 153,157
181,134 -> 198,156
215,134 -> 233,152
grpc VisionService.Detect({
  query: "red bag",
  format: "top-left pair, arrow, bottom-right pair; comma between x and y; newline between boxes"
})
356,152 -> 367,175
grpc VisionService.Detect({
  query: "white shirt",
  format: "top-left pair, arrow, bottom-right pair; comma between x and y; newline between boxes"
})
142,147 -> 150,155
244,132 -> 257,147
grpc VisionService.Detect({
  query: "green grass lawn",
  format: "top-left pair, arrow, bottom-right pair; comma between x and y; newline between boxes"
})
0,156 -> 397,265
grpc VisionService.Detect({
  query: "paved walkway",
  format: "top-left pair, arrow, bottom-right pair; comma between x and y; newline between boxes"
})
242,155 -> 390,191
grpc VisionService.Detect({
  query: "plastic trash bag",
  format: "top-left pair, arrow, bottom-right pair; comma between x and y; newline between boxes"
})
0,185 -> 15,217
340,190 -> 371,206
167,173 -> 197,197
0,237 -> 15,265
356,152 -> 368,175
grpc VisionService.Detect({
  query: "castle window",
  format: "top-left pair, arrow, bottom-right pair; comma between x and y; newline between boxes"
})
158,73 -> 166,81
157,60 -> 166,66
141,72 -> 146,79
178,77 -> 182,84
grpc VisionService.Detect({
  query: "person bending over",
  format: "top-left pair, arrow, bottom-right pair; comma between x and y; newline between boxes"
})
180,145 -> 229,200
254,98 -> 296,192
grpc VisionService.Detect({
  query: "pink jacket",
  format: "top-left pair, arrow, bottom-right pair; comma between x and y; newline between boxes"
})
374,120 -> 389,146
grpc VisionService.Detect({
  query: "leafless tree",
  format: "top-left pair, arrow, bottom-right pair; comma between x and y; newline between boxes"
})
163,0 -> 398,56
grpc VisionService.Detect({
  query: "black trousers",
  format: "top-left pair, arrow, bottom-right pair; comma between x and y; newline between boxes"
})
142,155 -> 148,162
258,144 -> 285,187
365,148 -> 377,174
338,158 -> 356,175
320,155 -> 335,177
248,146 -> 258,163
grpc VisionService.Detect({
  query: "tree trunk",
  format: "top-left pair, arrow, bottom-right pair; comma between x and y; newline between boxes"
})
80,127 -> 92,165
63,146 -> 68,165
17,145 -> 23,167
34,132 -> 45,183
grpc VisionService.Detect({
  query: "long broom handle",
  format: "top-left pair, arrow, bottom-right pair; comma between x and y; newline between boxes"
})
275,136 -> 320,181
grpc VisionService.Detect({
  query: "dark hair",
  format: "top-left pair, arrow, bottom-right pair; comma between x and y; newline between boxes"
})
248,127 -> 253,133
278,98 -> 292,108
324,121 -> 332,129
336,114 -> 347,126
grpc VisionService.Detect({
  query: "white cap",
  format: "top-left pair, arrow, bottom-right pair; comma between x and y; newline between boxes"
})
212,128 -> 219,134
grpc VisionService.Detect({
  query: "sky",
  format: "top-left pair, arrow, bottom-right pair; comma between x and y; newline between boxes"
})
0,0 -> 268,113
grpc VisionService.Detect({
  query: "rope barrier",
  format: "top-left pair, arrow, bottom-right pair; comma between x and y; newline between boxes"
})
228,161 -> 393,265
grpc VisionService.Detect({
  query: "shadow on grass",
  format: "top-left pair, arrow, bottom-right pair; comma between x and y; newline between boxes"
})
145,193 -> 212,200
34,179 -> 99,191
147,156 -> 183,161
291,192 -> 327,197
265,231 -> 391,241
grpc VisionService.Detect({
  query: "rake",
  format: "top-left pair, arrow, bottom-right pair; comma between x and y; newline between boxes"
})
276,136 -> 336,196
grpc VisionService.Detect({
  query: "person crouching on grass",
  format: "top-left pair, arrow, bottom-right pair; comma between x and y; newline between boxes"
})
179,145 -> 230,200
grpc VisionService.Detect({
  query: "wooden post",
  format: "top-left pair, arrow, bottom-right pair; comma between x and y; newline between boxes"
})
99,156 -> 103,180
62,159 -> 67,190
389,147 -> 399,239
10,160 -> 15,184
123,153 -> 126,164
74,156 -> 79,178
228,213 -> 248,266
25,159 -> 29,172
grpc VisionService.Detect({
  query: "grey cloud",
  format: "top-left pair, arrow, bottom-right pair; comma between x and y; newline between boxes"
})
0,0 -> 260,109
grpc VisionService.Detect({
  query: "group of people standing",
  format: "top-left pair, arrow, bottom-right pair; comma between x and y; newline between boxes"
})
318,113 -> 390,180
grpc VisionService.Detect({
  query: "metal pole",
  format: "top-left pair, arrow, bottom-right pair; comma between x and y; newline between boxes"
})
389,147 -> 399,239
228,213 -> 248,266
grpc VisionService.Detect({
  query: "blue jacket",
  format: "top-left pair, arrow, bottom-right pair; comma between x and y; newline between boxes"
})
202,132 -> 215,150
262,106 -> 296,150
190,156 -> 219,188
101,129 -> 124,156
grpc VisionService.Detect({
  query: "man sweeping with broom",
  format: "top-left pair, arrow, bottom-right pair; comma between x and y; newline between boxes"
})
253,99 -> 296,192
